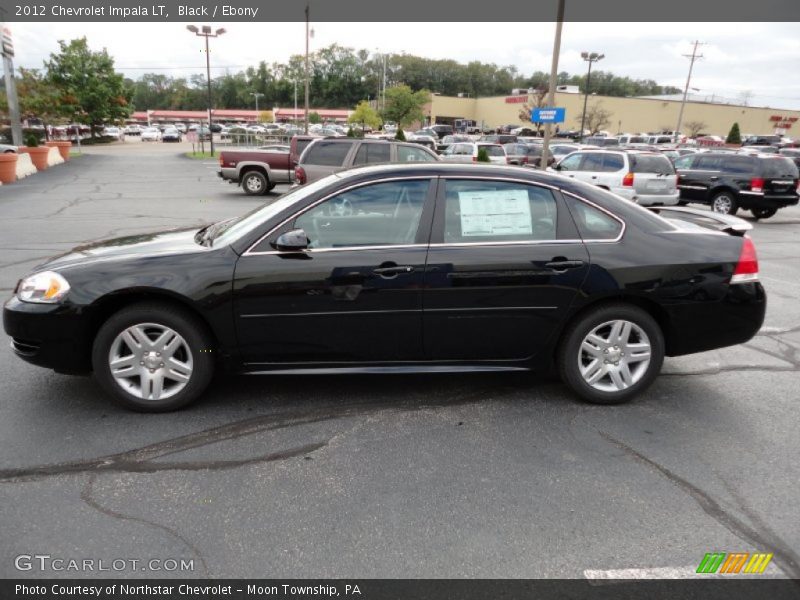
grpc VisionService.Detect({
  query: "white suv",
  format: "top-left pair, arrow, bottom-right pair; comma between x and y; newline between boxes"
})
554,149 -> 679,206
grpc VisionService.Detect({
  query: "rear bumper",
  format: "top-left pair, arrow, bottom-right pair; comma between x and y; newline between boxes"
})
3,296 -> 93,373
635,191 -> 680,206
218,167 -> 238,182
664,281 -> 766,356
736,193 -> 799,210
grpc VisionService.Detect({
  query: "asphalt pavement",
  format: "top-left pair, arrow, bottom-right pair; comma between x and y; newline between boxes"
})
0,139 -> 798,579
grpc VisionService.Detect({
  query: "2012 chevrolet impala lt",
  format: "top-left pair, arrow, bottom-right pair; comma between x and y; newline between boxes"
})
4,164 -> 765,411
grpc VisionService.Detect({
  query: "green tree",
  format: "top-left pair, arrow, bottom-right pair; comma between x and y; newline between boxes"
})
726,122 -> 741,144
382,85 -> 430,129
477,147 -> 490,162
395,128 -> 406,141
15,68 -> 63,136
308,111 -> 322,124
45,37 -> 131,136
348,100 -> 381,129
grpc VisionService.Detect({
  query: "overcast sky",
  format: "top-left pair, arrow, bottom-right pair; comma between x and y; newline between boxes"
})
8,21 -> 800,109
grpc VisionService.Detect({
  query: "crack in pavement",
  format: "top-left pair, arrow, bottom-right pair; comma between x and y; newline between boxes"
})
0,387 -> 500,483
599,431 -> 800,581
80,473 -> 211,576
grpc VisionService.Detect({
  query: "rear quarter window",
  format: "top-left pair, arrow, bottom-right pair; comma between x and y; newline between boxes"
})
720,156 -> 755,175
630,154 -> 675,174
302,141 -> 353,166
564,196 -> 623,240
760,157 -> 799,178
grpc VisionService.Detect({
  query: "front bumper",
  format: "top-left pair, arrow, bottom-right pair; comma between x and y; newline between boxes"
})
3,296 -> 93,373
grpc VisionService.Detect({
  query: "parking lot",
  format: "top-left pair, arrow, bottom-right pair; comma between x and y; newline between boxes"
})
0,141 -> 799,579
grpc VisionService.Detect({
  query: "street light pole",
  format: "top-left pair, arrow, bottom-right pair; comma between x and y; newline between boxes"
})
579,51 -> 604,143
540,0 -> 565,170
187,25 -> 226,155
251,92 -> 264,115
304,3 -> 310,134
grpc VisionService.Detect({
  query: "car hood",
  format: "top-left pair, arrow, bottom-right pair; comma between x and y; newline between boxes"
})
38,227 -> 208,271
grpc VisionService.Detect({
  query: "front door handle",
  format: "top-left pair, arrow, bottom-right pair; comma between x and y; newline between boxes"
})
709,176 -> 719,181
544,260 -> 585,272
373,265 -> 414,277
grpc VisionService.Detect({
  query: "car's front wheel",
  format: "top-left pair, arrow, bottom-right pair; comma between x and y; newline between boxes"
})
557,304 -> 665,405
92,303 -> 215,412
711,191 -> 738,215
242,171 -> 268,195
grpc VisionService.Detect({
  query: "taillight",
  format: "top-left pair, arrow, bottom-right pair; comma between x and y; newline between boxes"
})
472,156 -> 477,163
218,154 -> 224,166
731,236 -> 759,284
750,177 -> 764,193
622,172 -> 634,187
295,166 -> 307,185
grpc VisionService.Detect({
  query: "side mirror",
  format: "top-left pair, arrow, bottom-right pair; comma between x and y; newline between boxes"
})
554,163 -> 562,171
273,228 -> 309,252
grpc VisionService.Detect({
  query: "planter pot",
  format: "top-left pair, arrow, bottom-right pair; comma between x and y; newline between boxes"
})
0,152 -> 18,183
21,146 -> 51,171
45,140 -> 72,161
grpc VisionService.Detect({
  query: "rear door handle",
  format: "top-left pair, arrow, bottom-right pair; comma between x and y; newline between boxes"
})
373,265 -> 414,276
544,260 -> 585,271
709,176 -> 719,181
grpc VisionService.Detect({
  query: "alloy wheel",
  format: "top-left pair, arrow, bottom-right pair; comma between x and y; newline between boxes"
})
712,195 -> 733,214
578,319 -> 652,392
108,323 -> 193,401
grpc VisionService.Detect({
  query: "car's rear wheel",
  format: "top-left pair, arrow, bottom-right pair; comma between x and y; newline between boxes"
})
242,171 -> 268,195
751,207 -> 777,219
711,192 -> 738,215
557,304 -> 664,405
92,303 -> 214,412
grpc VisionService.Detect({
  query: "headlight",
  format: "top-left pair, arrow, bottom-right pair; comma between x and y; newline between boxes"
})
17,271 -> 71,303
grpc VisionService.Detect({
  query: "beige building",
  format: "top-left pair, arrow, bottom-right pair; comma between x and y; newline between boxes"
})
427,92 -> 800,137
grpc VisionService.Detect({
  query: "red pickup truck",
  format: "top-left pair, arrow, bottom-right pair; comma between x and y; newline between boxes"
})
217,146 -> 294,195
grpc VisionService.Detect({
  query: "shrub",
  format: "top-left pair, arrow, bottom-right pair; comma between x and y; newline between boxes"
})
395,128 -> 406,141
477,147 -> 490,162
726,122 -> 742,144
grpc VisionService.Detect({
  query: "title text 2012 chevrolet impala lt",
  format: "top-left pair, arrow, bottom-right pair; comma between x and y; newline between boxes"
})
4,164 -> 765,412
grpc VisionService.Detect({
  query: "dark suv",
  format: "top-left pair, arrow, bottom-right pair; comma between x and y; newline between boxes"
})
674,152 -> 799,218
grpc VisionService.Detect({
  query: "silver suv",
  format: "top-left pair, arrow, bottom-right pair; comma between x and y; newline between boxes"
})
554,149 -> 679,206
295,139 -> 439,184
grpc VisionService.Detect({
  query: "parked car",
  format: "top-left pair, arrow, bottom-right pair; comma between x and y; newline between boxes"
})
0,144 -> 18,153
554,149 -> 679,206
123,124 -> 142,136
778,148 -> 800,168
140,127 -> 162,142
441,142 -> 507,164
742,135 -> 784,147
174,123 -> 188,133
503,143 -> 542,166
673,152 -> 799,218
427,124 -> 455,139
103,127 -> 125,141
218,146 -> 294,195
188,125 -> 212,141
437,134 -> 472,154
295,138 -> 440,184
480,134 -> 517,145
738,145 -> 780,155
162,128 -> 182,143
617,135 -> 649,145
585,136 -> 621,147
3,163 -> 766,411
289,135 -> 321,168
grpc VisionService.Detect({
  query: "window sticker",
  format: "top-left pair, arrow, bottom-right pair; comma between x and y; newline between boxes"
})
458,189 -> 532,237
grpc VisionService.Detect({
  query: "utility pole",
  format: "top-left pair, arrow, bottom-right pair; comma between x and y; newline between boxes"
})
304,3 -> 310,134
674,40 -> 704,143
539,0 -> 565,170
1,24 -> 22,146
251,92 -> 264,115
187,25 -> 226,156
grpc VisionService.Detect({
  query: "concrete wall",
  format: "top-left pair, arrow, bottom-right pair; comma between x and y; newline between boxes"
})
15,153 -> 36,179
46,146 -> 65,167
429,93 -> 800,137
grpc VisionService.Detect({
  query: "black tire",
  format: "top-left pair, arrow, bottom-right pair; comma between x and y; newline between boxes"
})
751,207 -> 777,220
267,182 -> 277,192
677,200 -> 688,206
241,170 -> 268,196
710,191 -> 738,215
557,303 -> 665,405
92,302 -> 215,412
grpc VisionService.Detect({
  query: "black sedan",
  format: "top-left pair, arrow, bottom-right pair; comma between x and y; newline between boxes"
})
4,164 -> 765,412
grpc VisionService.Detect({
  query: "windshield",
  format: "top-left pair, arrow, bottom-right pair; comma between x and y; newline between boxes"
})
209,177 -> 337,246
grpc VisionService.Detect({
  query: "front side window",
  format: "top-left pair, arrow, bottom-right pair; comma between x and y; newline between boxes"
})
442,180 -> 558,244
558,153 -> 583,171
294,179 -> 430,249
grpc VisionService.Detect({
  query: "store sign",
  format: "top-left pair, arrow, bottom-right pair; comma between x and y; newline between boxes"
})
504,96 -> 527,104
532,107 -> 566,123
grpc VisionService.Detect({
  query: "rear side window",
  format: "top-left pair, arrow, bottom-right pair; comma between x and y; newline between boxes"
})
442,180 -> 558,243
601,153 -> 625,172
694,155 -> 723,171
761,157 -> 799,178
720,156 -> 755,175
564,196 -> 623,241
353,143 -> 390,165
580,153 -> 606,171
630,154 -> 675,175
302,141 -> 353,166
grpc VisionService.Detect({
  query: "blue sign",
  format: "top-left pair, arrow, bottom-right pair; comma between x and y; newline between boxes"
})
532,107 -> 566,123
